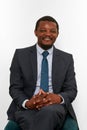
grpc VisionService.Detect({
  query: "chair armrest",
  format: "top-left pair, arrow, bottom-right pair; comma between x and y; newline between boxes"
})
4,115 -> 79,130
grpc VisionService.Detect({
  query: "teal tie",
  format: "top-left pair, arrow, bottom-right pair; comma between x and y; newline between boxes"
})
40,51 -> 49,92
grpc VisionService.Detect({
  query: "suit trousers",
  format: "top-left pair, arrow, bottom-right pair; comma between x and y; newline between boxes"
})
14,104 -> 67,130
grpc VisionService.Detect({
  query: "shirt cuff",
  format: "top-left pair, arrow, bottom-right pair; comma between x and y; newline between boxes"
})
58,94 -> 64,104
22,99 -> 29,109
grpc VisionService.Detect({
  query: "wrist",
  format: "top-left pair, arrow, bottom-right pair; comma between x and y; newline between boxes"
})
25,100 -> 30,108
58,94 -> 64,104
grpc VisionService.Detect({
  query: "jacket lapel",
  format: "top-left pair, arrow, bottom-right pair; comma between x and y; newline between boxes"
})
29,45 -> 64,91
30,45 -> 37,82
52,47 -> 63,91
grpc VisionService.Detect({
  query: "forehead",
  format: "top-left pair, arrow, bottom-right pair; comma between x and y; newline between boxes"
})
38,21 -> 57,28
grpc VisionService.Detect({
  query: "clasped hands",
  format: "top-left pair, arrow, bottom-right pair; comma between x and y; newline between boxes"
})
25,89 -> 62,110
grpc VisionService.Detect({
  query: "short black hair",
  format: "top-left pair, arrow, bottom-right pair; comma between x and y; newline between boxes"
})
35,16 -> 59,32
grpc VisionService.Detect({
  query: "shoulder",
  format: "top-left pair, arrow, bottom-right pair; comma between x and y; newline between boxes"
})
54,47 -> 72,57
12,44 -> 36,62
53,47 -> 74,63
15,44 -> 36,54
13,44 -> 36,57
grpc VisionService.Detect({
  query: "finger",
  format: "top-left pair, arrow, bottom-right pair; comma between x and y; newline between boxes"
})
36,99 -> 41,103
33,101 -> 36,105
43,98 -> 46,102
36,105 -> 42,109
43,98 -> 49,104
33,95 -> 36,98
47,92 -> 50,95
33,94 -> 39,98
49,102 -> 53,105
38,89 -> 42,95
39,89 -> 46,95
44,102 -> 53,107
38,89 -> 44,95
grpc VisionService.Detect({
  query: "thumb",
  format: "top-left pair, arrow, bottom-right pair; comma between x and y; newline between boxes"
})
38,89 -> 46,95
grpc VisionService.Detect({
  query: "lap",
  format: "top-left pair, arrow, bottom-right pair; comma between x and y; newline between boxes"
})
14,104 -> 67,130
15,104 -> 66,117
39,104 -> 66,117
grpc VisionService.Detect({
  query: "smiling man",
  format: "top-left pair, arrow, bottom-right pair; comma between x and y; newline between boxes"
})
7,16 -> 78,130
34,19 -> 58,50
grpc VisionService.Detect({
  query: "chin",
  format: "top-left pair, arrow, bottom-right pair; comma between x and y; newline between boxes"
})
41,44 -> 53,50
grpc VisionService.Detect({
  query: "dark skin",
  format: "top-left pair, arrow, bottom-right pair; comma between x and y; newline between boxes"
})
25,21 -> 62,110
25,89 -> 62,110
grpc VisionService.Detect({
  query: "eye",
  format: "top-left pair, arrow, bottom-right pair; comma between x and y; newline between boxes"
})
39,29 -> 46,32
50,30 -> 57,33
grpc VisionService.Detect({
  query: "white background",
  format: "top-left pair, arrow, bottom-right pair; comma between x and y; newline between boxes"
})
0,0 -> 87,129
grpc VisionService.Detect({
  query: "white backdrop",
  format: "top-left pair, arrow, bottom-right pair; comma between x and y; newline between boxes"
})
0,0 -> 87,129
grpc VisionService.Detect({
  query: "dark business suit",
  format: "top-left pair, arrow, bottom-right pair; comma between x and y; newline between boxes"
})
7,44 -> 78,130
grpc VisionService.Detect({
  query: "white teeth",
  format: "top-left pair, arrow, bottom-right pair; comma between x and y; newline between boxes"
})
44,38 -> 50,40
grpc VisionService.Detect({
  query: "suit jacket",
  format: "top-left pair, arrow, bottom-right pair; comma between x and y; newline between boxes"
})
7,44 -> 78,121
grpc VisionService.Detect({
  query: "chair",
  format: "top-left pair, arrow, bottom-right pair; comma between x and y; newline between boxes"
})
4,114 -> 79,130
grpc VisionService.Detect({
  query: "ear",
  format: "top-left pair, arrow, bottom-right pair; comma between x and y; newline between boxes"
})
57,31 -> 59,37
34,30 -> 37,36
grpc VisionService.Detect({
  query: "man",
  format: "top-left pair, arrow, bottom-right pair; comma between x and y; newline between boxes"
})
7,16 -> 78,130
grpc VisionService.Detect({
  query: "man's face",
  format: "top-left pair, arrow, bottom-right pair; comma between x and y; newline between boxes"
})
34,21 -> 59,50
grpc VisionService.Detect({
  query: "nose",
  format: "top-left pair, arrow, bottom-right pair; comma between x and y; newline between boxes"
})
45,30 -> 51,36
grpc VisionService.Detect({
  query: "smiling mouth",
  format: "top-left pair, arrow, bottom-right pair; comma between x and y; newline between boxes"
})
43,37 -> 52,41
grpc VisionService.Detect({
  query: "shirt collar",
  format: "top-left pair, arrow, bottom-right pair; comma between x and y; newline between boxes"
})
36,43 -> 53,55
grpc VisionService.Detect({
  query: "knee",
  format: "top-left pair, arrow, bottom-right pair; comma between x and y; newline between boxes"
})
41,104 -> 66,118
40,105 -> 58,118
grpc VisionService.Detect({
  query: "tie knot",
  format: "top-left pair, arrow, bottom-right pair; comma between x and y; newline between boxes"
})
42,51 -> 49,58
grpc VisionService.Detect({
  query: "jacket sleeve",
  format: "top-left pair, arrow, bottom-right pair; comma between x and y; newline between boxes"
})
9,49 -> 28,108
59,55 -> 78,107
